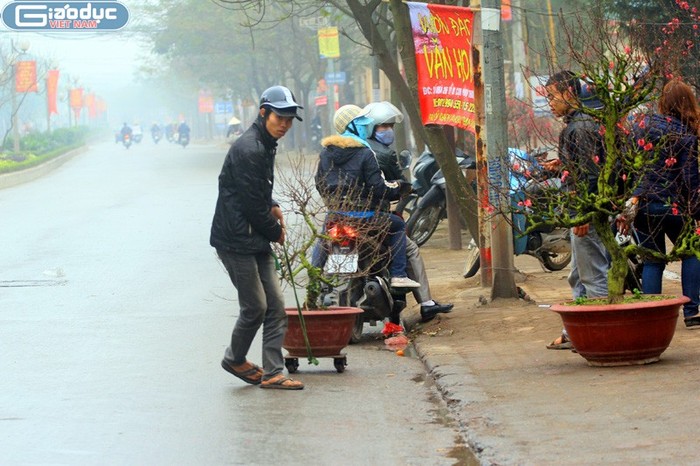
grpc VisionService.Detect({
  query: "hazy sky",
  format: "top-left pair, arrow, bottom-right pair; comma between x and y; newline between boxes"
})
0,1 -> 149,93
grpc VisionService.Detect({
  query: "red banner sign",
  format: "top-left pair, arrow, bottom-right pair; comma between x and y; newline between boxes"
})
46,69 -> 59,115
69,88 -> 83,108
407,2 -> 476,132
198,90 -> 214,114
15,60 -> 37,93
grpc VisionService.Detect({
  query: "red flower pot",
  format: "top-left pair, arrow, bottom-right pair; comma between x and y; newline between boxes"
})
283,307 -> 364,357
550,296 -> 688,366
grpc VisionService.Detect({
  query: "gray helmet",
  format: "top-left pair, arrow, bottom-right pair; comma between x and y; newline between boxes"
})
363,101 -> 404,136
259,85 -> 303,121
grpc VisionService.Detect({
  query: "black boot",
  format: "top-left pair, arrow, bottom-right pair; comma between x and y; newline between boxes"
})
420,302 -> 454,322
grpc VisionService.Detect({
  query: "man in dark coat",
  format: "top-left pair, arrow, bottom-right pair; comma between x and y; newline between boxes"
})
210,85 -> 304,390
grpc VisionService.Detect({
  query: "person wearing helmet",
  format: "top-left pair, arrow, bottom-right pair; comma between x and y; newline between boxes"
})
364,101 -> 454,322
315,104 -> 421,289
211,85 -> 304,390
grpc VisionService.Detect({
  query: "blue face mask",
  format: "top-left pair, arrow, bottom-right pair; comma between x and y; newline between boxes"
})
374,128 -> 395,146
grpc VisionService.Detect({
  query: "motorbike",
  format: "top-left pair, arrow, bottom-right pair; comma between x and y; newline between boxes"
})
122,133 -> 132,149
464,148 -> 572,276
318,214 -> 407,344
317,154 -> 413,343
152,131 -> 162,144
178,132 -> 190,148
396,148 -> 472,246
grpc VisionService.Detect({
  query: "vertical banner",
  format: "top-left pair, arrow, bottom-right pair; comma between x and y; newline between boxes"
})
46,69 -> 59,115
501,0 -> 512,21
198,90 -> 214,114
407,2 -> 476,132
15,60 -> 37,93
318,27 -> 340,58
85,93 -> 97,119
70,88 -> 83,119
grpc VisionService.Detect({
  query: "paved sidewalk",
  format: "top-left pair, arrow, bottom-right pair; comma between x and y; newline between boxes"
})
407,239 -> 697,465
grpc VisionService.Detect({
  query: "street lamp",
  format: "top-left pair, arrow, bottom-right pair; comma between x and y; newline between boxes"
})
11,39 -> 30,153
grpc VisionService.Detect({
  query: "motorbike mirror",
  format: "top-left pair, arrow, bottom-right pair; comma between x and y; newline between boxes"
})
399,150 -> 412,170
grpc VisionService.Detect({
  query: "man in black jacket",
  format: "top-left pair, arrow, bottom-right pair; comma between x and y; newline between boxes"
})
210,86 -> 304,390
542,71 -> 609,350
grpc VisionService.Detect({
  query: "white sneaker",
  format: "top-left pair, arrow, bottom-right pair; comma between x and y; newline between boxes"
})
390,276 -> 421,288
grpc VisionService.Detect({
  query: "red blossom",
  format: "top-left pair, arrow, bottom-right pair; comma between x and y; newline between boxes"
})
637,138 -> 646,147
561,170 -> 569,182
665,157 -> 677,167
593,155 -> 600,164
524,198 -> 532,207
644,142 -> 653,151
672,203 -> 679,215
598,126 -> 606,136
696,227 -> 700,235
638,119 -> 646,129
622,173 -> 628,181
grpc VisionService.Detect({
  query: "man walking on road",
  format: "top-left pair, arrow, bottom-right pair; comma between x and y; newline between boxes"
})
210,85 -> 304,390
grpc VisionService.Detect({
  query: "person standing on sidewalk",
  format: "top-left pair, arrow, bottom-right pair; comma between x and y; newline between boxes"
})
542,71 -> 610,350
363,101 -> 454,323
210,85 -> 304,390
618,79 -> 700,328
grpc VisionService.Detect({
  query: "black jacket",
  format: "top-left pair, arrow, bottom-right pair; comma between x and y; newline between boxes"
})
210,117 -> 282,254
633,114 -> 700,213
367,138 -> 405,182
559,110 -> 605,194
315,135 -> 400,211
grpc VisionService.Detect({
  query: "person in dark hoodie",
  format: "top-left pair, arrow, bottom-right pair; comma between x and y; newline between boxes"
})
619,79 -> 700,328
210,85 -> 304,390
315,104 -> 421,289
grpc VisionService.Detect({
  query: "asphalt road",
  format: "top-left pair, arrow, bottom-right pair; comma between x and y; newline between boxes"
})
0,138 -> 475,465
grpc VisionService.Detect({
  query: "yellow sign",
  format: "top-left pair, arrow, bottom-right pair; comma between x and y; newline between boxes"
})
318,27 -> 340,58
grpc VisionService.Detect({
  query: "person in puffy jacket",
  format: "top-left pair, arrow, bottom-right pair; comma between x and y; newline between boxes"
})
627,79 -> 700,328
363,101 -> 453,322
210,85 -> 304,390
315,104 -> 421,289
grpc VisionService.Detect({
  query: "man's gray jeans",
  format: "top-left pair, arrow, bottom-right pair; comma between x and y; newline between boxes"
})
405,237 -> 430,303
217,249 -> 287,379
568,226 -> 609,299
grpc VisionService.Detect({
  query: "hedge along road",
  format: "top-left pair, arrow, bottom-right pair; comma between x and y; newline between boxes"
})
0,139 -> 477,465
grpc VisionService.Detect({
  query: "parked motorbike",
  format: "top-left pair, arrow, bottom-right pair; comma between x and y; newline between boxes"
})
122,133 -> 132,149
464,148 -> 571,276
396,148 -> 472,246
318,215 -> 408,344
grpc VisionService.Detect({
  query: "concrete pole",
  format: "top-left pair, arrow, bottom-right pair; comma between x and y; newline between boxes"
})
510,0 -> 528,102
481,0 -> 518,299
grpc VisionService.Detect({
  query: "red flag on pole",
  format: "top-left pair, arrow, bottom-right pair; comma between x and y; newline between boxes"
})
15,60 -> 38,93
47,69 -> 60,115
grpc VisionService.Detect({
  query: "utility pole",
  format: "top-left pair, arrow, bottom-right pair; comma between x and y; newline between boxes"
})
510,0 -> 528,101
481,0 -> 518,299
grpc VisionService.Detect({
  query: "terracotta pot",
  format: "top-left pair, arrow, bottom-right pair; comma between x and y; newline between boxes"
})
550,296 -> 689,367
283,307 -> 364,357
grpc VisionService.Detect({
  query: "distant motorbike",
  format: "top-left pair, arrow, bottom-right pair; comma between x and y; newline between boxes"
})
122,133 -> 132,149
178,132 -> 190,148
152,131 -> 162,144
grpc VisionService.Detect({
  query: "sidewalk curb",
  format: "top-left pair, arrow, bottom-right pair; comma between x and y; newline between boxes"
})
0,146 -> 87,190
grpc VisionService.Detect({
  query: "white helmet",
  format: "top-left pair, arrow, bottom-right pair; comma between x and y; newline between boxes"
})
363,101 -> 404,136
